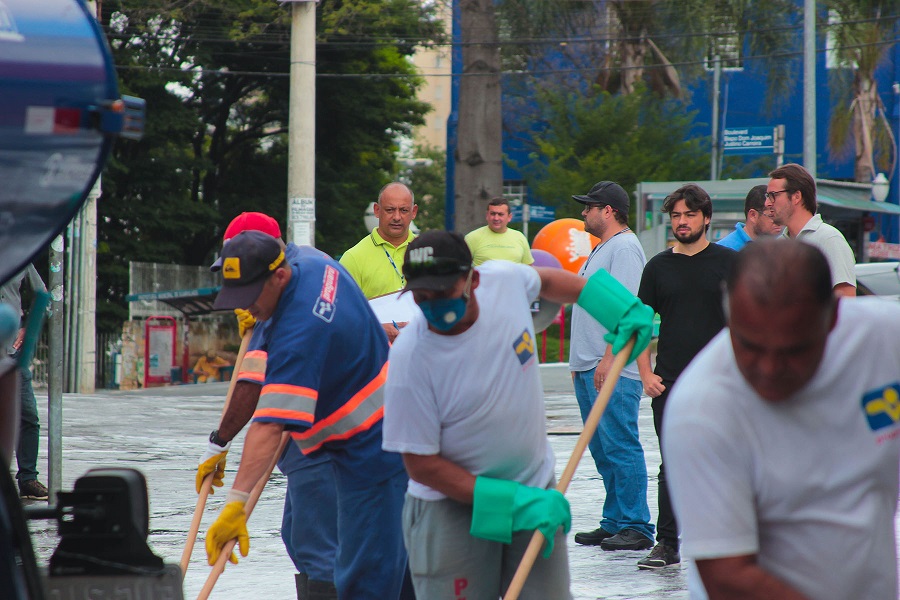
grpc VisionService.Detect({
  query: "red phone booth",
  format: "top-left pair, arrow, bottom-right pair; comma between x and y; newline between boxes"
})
144,316 -> 177,388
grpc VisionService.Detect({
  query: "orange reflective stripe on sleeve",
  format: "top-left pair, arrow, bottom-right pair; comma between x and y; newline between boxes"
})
238,350 -> 267,383
256,383 -> 318,424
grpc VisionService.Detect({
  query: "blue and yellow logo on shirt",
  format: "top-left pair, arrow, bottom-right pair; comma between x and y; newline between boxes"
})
862,383 -> 900,431
513,329 -> 534,366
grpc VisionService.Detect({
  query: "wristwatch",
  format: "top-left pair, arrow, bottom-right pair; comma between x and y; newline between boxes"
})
209,429 -> 229,447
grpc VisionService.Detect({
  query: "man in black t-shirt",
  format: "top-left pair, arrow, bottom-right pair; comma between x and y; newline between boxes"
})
635,184 -> 736,569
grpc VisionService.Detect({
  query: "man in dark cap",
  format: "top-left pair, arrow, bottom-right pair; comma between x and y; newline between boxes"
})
568,181 -> 654,551
382,230 -> 654,599
203,231 -> 411,600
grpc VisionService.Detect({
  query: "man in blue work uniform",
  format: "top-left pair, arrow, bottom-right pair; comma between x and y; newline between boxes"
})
204,231 -> 410,600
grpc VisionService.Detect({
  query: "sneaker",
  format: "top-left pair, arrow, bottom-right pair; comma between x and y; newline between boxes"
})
637,542 -> 680,569
573,527 -> 615,546
19,480 -> 49,501
600,529 -> 653,551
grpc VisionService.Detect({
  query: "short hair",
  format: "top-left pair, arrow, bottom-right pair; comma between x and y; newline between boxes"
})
377,182 -> 415,205
727,238 -> 833,308
487,197 -> 510,210
661,184 -> 713,231
744,185 -> 767,217
769,163 -> 816,213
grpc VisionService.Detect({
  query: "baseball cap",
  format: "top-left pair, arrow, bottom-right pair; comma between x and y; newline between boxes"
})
401,231 -> 472,293
211,212 -> 282,271
224,212 -> 281,242
572,181 -> 630,214
212,230 -> 285,310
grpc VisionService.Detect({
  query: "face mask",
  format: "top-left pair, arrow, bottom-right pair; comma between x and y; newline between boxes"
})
420,296 -> 468,331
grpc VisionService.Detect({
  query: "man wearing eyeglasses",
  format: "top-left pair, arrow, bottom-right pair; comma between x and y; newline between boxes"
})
764,163 -> 856,297
341,182 -> 418,341
567,181 -> 654,553
717,185 -> 783,251
382,230 -> 654,599
664,239 -> 900,599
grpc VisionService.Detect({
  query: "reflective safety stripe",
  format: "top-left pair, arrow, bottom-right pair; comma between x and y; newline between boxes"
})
292,362 -> 388,453
256,383 -> 317,425
238,350 -> 267,383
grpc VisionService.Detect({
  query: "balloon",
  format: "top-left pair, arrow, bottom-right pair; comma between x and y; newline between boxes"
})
530,248 -> 563,270
532,219 -> 600,274
529,250 -> 563,333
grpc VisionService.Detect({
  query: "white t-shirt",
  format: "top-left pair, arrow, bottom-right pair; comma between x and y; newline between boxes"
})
383,261 -> 555,501
664,297 -> 900,599
794,214 -> 857,288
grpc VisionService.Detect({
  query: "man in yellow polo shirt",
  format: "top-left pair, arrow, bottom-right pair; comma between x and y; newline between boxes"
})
465,197 -> 534,266
341,182 -> 417,341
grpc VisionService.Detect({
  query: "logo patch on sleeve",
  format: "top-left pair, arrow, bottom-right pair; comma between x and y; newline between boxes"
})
861,383 -> 900,431
513,328 -> 535,366
222,257 -> 241,279
312,265 -> 339,322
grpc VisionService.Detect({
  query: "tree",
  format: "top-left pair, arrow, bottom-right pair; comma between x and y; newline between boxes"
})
824,1 -> 900,183
405,144 -> 447,231
519,86 -> 708,222
96,0 -> 442,332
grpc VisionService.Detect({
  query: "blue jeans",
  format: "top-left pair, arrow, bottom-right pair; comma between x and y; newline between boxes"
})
15,364 -> 39,484
573,369 -> 653,540
278,443 -> 338,581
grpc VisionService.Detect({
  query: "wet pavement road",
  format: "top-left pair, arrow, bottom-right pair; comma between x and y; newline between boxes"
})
23,364 -> 688,599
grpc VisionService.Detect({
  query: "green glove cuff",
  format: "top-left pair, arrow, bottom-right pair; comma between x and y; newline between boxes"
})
470,476 -> 518,544
577,269 -> 639,332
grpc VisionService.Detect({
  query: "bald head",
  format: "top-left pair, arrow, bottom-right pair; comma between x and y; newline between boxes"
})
727,238 -> 833,308
726,239 -> 838,402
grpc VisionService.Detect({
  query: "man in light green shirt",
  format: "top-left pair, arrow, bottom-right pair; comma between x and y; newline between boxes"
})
340,182 -> 417,341
465,197 -> 534,266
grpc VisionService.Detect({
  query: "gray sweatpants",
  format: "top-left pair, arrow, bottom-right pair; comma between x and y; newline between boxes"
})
402,493 -> 572,600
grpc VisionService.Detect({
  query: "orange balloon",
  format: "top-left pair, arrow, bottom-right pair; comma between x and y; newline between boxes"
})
532,218 -> 600,274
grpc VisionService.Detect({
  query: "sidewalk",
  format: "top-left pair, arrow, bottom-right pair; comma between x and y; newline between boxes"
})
24,364 -> 688,599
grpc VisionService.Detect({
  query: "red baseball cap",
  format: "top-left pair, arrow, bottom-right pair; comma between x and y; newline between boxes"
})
212,212 -> 282,271
223,212 -> 281,242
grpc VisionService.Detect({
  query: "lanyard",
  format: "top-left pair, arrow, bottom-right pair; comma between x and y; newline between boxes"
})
372,232 -> 405,286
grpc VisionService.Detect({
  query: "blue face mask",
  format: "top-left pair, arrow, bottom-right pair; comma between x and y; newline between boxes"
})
420,296 -> 468,331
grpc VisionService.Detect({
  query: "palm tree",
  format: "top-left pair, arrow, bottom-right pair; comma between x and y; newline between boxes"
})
824,0 -> 900,183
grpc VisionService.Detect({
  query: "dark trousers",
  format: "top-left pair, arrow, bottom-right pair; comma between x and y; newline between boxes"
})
650,384 -> 678,547
15,364 -> 39,484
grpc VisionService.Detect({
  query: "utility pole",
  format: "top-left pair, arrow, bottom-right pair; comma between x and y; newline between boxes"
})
803,0 -> 816,176
710,55 -> 721,181
47,235 -> 64,499
286,0 -> 318,247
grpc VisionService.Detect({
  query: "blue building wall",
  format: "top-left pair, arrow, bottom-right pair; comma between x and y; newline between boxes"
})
447,2 -> 900,243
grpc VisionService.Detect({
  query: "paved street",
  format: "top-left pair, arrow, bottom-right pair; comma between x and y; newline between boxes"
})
24,364 -> 688,599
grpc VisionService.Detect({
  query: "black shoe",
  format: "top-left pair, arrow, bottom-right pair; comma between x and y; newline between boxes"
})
637,542 -> 680,569
307,579 -> 337,600
19,480 -> 48,501
573,527 -> 615,546
600,529 -> 653,551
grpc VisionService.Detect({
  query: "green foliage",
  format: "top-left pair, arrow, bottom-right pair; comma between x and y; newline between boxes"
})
518,86 -> 708,223
95,0 -> 442,332
406,144 -> 447,232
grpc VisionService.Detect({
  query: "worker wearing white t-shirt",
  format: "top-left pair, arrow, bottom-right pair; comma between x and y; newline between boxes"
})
382,230 -> 654,599
664,239 -> 900,599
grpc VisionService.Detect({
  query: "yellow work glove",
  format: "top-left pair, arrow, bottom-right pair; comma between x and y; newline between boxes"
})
234,308 -> 256,337
196,439 -> 231,494
206,493 -> 250,566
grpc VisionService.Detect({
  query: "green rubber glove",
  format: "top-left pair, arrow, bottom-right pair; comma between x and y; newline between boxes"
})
577,269 -> 653,363
470,477 -> 571,558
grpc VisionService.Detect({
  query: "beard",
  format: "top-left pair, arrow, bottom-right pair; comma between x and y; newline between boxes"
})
673,227 -> 705,244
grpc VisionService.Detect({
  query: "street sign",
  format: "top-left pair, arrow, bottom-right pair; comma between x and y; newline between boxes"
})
512,204 -> 556,223
722,126 -> 775,155
529,204 -> 556,222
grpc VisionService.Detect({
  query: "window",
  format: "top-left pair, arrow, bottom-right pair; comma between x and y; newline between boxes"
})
705,13 -> 743,71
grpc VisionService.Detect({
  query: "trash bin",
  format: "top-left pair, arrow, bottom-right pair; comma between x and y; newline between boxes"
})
170,367 -> 183,385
